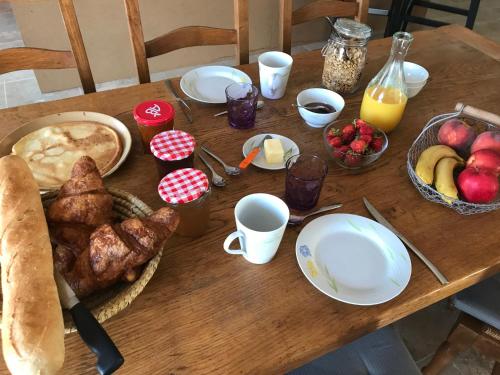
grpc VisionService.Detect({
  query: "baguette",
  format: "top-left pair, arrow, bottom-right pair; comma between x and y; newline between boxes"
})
0,155 -> 64,374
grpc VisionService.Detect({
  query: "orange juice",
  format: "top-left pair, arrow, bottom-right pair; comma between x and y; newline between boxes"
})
360,86 -> 407,133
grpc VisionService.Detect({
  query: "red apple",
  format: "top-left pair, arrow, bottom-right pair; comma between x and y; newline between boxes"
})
437,119 -> 476,154
457,167 -> 499,204
466,149 -> 500,176
470,130 -> 500,154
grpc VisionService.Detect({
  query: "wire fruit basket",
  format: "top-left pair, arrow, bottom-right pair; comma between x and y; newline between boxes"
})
407,103 -> 500,215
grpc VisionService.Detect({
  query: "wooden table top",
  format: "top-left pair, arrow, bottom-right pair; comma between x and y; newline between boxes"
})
0,25 -> 499,375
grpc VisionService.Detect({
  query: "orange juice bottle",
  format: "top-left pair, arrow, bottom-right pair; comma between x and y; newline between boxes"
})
360,32 -> 413,133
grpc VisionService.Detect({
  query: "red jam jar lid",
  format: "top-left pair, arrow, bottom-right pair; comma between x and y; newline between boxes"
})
133,99 -> 175,126
158,168 -> 209,204
150,130 -> 196,161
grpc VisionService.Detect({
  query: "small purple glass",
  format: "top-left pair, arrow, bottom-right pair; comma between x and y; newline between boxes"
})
225,83 -> 259,129
285,154 -> 328,211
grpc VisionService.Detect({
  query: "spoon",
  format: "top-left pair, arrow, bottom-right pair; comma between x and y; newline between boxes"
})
287,203 -> 343,226
201,146 -> 241,176
292,103 -> 334,112
198,153 -> 226,187
214,100 -> 265,117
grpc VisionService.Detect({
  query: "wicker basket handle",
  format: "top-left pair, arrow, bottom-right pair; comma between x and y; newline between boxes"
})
455,103 -> 500,126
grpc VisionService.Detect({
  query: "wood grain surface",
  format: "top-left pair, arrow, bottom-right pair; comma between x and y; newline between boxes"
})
0,26 -> 499,375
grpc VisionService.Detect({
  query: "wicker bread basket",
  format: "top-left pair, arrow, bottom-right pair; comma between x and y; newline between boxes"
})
37,187 -> 161,334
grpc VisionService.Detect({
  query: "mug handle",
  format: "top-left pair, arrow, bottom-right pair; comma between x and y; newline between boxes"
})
223,231 -> 245,255
268,73 -> 278,93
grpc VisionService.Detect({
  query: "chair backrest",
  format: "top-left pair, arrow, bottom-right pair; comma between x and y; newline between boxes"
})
0,0 -> 95,94
279,0 -> 369,54
124,0 -> 249,84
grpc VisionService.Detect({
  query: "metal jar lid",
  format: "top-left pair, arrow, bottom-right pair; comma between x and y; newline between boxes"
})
333,18 -> 372,41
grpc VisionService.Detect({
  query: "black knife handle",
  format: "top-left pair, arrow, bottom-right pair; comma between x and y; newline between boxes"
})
70,303 -> 124,375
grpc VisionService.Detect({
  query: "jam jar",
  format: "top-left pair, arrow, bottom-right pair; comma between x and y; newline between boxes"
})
133,99 -> 175,152
158,168 -> 211,237
150,130 -> 195,180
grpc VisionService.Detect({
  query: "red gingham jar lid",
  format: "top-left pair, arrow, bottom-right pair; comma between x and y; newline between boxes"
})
158,168 -> 209,204
133,99 -> 175,126
150,130 -> 196,161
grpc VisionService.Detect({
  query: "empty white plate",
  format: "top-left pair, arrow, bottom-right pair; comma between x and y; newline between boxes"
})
296,214 -> 411,306
242,133 -> 299,170
180,66 -> 252,104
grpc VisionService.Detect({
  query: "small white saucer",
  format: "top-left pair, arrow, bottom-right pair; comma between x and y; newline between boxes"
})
242,134 -> 299,170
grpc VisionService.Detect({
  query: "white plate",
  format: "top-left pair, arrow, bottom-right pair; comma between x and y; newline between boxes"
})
242,133 -> 299,170
296,214 -> 411,306
0,111 -> 132,191
180,66 -> 252,104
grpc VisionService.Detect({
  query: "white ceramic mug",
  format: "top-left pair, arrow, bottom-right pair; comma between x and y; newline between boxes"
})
223,193 -> 290,264
258,51 -> 293,100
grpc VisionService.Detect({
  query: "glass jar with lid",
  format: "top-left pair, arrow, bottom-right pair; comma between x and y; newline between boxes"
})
133,99 -> 175,152
321,18 -> 372,94
150,130 -> 196,180
158,168 -> 211,237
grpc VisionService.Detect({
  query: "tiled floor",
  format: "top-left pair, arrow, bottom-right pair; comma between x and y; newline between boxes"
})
1,1 -> 498,374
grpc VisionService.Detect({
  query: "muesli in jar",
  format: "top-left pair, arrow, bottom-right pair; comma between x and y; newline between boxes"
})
321,18 -> 372,94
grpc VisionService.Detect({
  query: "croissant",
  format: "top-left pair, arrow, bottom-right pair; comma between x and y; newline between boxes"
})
58,208 -> 179,297
47,155 -> 113,228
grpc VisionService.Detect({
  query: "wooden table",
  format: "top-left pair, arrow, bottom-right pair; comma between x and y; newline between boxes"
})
0,25 -> 499,375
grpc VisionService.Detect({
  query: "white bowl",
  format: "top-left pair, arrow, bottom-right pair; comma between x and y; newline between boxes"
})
296,88 -> 345,128
404,62 -> 429,98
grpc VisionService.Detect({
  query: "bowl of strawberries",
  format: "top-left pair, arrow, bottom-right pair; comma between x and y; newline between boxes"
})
323,119 -> 388,169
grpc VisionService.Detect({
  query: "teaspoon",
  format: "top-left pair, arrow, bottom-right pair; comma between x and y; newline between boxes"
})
214,100 -> 265,117
198,153 -> 226,187
201,146 -> 241,176
288,203 -> 343,226
292,103 -> 334,112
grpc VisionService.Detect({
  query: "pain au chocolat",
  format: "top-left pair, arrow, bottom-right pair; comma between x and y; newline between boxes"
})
12,121 -> 122,190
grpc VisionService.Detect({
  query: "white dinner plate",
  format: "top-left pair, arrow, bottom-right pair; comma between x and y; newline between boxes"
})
242,133 -> 299,170
180,66 -> 252,104
0,111 -> 132,192
296,214 -> 411,306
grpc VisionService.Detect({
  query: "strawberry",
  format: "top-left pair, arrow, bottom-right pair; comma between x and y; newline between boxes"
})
359,124 -> 374,136
342,124 -> 356,137
328,136 -> 343,148
354,119 -> 369,129
350,139 -> 367,154
327,128 -> 341,139
344,151 -> 362,167
359,134 -> 372,144
332,145 -> 349,159
341,133 -> 355,144
370,136 -> 384,152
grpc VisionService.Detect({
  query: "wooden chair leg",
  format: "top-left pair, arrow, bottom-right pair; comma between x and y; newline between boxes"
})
422,319 -> 479,375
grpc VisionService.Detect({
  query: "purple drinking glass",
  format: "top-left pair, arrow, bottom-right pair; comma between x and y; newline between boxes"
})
285,154 -> 328,210
225,83 -> 259,129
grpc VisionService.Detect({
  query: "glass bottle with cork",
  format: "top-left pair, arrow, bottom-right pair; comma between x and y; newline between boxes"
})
360,32 -> 414,133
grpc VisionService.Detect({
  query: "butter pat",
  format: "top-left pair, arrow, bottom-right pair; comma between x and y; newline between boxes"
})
264,139 -> 284,164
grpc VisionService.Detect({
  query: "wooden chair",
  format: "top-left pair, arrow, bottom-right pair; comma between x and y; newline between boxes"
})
0,0 -> 95,94
423,275 -> 500,375
279,0 -> 370,55
123,0 -> 249,84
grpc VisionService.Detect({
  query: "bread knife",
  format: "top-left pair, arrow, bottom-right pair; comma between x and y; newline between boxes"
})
54,271 -> 124,375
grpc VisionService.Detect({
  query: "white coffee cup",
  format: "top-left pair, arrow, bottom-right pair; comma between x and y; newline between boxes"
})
223,193 -> 290,264
258,51 -> 293,100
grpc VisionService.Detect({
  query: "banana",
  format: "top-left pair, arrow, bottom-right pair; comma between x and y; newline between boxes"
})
415,145 -> 463,185
434,157 -> 463,204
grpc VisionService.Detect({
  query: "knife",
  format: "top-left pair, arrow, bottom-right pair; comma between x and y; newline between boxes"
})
165,79 -> 193,124
239,135 -> 273,169
362,197 -> 449,285
55,271 -> 124,375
